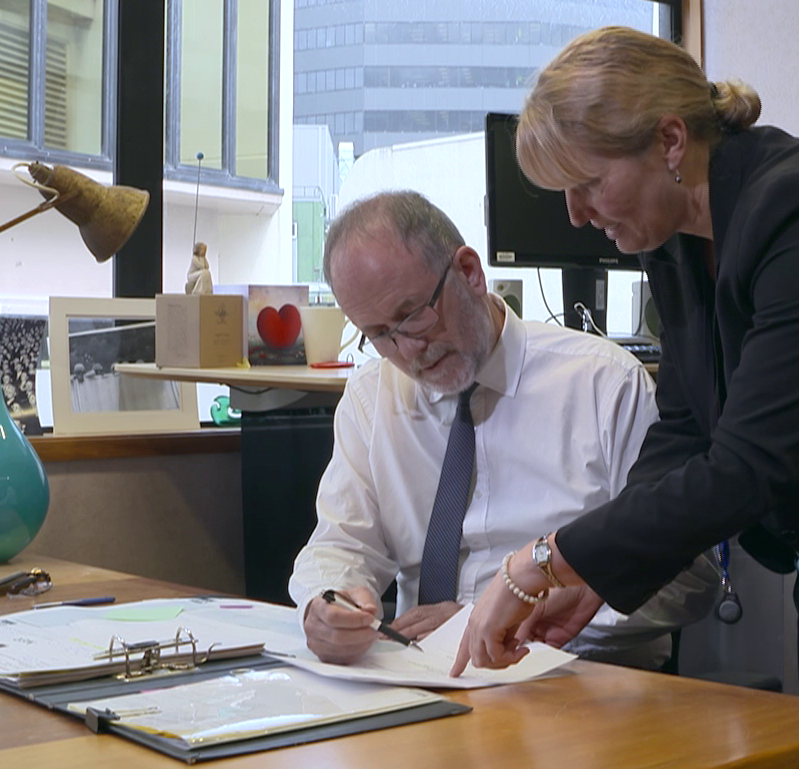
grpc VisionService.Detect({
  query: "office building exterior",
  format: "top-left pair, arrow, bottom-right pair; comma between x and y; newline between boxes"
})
293,0 -> 659,157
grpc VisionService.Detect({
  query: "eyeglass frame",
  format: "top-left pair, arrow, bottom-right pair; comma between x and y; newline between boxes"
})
357,261 -> 452,355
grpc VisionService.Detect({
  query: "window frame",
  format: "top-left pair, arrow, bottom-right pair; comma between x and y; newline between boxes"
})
164,0 -> 281,193
0,0 -> 117,171
0,0 -> 281,193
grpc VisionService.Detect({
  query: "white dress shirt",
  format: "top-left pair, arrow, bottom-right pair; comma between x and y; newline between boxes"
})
289,297 -> 719,668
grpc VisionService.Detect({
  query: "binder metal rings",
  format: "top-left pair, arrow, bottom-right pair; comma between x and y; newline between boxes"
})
93,626 -> 220,679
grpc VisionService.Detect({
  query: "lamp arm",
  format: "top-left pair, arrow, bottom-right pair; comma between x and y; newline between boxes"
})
0,190 -> 76,236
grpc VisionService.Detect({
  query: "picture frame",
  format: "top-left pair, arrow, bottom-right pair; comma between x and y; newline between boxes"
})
49,297 -> 198,435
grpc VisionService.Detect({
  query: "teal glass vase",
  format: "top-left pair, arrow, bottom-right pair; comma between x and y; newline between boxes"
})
0,400 -> 50,563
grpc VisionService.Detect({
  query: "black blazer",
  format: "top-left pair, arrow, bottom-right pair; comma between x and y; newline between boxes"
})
557,126 -> 799,614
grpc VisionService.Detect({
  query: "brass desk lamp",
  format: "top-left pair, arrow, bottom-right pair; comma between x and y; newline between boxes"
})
0,161 -> 150,262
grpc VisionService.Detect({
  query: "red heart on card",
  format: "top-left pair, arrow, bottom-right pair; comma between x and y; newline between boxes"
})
256,304 -> 302,349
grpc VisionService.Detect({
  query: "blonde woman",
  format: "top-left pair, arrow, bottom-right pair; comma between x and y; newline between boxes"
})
455,26 -> 799,674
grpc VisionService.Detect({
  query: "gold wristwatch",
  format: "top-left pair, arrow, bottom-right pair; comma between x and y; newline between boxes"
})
533,533 -> 565,589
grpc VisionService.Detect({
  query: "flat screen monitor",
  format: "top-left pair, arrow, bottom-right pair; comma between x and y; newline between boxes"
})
485,111 -> 642,331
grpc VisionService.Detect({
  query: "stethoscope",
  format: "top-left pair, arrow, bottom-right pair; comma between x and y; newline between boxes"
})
714,540 -> 743,624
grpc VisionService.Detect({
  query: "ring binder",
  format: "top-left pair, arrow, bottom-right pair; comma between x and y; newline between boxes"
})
0,595 -> 474,762
93,626 -> 222,679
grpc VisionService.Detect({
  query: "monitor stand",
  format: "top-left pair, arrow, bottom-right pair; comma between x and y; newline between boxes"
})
562,267 -> 608,334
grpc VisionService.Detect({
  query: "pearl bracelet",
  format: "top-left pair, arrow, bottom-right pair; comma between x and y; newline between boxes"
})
501,551 -> 549,605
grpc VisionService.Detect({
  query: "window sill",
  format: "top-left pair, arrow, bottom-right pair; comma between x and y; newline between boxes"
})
29,428 -> 241,463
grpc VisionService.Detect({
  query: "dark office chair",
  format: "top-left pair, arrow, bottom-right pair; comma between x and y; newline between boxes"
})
666,629 -> 783,692
663,538 -> 788,692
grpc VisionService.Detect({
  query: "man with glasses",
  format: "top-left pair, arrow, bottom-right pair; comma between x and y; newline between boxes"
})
289,190 -> 718,668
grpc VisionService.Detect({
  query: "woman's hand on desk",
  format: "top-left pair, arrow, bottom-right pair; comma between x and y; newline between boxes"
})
303,586 -> 380,664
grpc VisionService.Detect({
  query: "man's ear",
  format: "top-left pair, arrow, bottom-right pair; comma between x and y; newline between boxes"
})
453,246 -> 487,294
656,114 -> 688,171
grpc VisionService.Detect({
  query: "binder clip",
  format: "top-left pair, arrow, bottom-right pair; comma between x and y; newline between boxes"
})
85,706 -> 119,734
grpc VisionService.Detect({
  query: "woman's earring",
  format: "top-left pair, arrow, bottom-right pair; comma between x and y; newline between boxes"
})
675,169 -> 682,184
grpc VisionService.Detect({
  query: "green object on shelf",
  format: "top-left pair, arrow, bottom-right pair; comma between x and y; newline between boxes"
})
0,399 -> 50,563
210,395 -> 241,426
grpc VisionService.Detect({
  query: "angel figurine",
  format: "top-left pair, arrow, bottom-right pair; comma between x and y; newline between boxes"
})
185,242 -> 213,295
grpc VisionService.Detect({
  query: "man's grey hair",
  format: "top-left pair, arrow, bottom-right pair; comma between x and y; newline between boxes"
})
323,190 -> 465,291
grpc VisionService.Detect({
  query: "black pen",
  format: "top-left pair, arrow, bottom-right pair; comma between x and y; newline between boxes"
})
321,589 -> 423,651
34,596 -> 116,609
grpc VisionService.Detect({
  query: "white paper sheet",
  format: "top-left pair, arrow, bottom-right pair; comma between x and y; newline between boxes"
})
282,604 -> 576,689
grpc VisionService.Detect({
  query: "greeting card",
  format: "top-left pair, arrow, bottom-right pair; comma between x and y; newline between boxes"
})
244,285 -> 309,365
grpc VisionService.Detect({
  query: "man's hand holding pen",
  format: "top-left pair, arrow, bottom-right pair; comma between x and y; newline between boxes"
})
303,586 -> 386,664
303,587 -> 425,664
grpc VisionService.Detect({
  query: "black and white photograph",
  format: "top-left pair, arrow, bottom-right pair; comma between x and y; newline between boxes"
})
0,315 -> 47,435
66,316 -> 181,414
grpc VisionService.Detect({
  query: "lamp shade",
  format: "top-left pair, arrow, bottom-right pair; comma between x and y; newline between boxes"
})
27,162 -> 150,263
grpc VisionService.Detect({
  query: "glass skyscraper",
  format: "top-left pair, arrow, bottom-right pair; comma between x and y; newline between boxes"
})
293,0 -> 662,157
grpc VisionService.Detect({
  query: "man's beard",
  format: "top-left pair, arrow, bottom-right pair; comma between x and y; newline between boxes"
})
409,301 -> 492,395
410,344 -> 477,394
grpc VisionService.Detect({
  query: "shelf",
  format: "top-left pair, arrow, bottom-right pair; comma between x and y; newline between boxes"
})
114,362 -> 352,394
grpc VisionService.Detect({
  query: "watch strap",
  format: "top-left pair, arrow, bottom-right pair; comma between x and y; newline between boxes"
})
533,533 -> 565,589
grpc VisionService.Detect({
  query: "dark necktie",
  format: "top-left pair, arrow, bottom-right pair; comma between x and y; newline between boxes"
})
418,382 -> 478,605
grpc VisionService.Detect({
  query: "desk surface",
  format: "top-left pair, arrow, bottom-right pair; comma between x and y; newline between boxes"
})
115,362 -> 352,393
2,554 -> 798,769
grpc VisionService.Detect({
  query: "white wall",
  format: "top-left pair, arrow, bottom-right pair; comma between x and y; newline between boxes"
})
704,1 -> 799,135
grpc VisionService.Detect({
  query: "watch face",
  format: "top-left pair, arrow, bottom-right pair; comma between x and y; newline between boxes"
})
533,540 -> 549,565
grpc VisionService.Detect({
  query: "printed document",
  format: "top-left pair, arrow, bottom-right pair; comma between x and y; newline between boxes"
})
284,603 -> 576,689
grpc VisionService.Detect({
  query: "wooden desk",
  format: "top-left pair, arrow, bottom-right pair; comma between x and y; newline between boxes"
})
2,555 -> 799,769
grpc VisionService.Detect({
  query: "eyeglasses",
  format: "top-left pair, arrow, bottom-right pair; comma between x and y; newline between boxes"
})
358,262 -> 451,356
0,568 -> 53,597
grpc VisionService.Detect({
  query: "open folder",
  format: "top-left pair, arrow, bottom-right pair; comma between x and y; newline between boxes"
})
0,597 -> 471,762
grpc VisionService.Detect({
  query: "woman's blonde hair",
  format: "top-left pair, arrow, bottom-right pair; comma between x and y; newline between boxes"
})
517,26 -> 762,189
